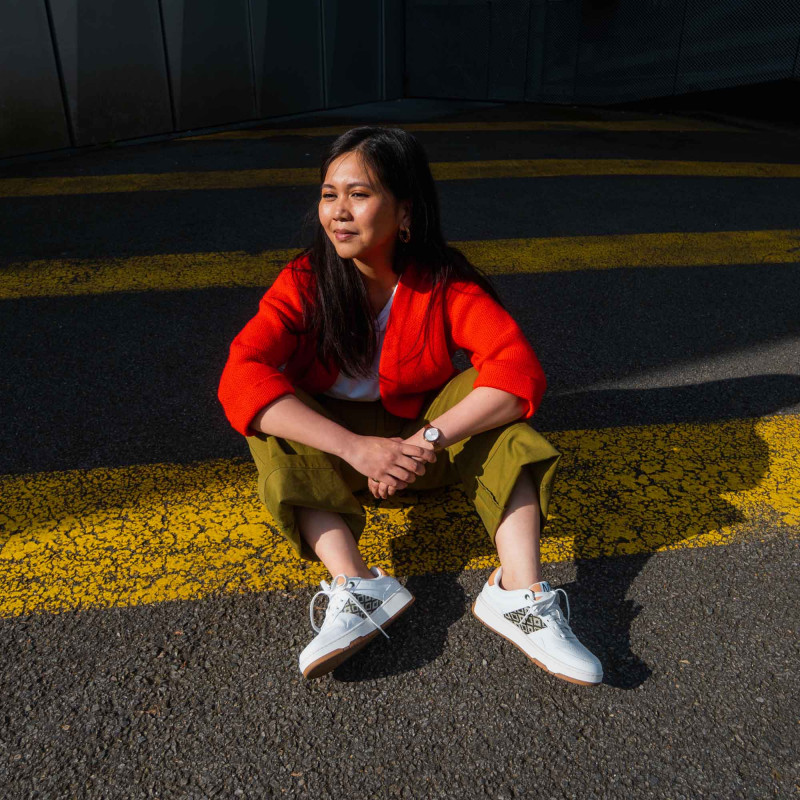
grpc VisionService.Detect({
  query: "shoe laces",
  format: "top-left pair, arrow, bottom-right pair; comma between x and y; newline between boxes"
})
521,587 -> 574,640
309,574 -> 391,640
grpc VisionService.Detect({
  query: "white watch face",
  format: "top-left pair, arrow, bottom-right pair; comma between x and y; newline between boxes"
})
424,427 -> 439,442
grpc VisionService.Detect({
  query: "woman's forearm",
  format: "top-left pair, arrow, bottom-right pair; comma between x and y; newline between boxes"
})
408,387 -> 525,450
253,387 -> 524,457
251,394 -> 357,458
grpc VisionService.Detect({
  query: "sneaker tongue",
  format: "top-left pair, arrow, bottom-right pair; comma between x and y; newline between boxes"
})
529,580 -> 552,597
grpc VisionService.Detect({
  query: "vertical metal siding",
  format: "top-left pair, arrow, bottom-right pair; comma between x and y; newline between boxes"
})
249,0 -> 324,118
794,30 -> 800,77
677,0 -> 800,93
405,0 -> 491,100
524,0 -> 548,101
537,0 -> 580,102
48,0 -> 172,146
4,0 -> 800,160
323,0 -> 382,108
488,0 -> 531,101
0,0 -> 71,157
383,0 -> 405,99
574,0 -> 683,103
160,0 -> 256,131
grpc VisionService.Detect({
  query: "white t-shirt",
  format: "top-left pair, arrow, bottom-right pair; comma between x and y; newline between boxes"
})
324,284 -> 397,401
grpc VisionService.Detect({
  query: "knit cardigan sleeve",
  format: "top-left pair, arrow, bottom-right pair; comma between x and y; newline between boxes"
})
218,265 -> 308,436
444,280 -> 547,419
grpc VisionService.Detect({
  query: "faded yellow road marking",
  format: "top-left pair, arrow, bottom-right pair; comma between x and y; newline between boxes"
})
178,118 -> 741,141
2,158 -> 799,198
1,415 -> 797,617
2,229 -> 799,300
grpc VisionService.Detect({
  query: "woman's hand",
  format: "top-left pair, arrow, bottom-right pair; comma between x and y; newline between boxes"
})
343,435 -> 436,499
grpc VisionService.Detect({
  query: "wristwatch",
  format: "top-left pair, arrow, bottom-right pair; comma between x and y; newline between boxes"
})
423,423 -> 442,448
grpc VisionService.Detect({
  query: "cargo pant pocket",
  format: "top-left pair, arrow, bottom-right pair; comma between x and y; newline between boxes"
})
257,455 -> 367,563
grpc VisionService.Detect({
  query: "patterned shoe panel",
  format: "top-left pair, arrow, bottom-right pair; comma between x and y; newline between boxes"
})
474,568 -> 602,685
298,567 -> 414,678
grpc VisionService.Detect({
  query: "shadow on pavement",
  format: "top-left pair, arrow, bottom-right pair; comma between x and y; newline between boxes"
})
330,374 -> 797,686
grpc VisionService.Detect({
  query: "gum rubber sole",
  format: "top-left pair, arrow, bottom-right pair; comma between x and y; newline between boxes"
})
302,595 -> 415,679
471,599 -> 601,687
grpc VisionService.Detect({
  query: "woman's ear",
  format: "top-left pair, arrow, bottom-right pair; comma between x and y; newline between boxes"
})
401,200 -> 412,227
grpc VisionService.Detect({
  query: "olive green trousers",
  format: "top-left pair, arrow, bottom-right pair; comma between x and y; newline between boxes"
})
246,367 -> 561,563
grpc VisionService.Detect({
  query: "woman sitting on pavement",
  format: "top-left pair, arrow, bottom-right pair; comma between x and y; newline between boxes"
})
218,126 -> 603,685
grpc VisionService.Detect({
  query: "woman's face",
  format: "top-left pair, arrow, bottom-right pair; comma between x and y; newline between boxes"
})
319,151 -> 410,273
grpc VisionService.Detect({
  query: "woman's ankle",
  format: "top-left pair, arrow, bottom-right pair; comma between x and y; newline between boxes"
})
499,570 -> 541,591
329,565 -> 375,581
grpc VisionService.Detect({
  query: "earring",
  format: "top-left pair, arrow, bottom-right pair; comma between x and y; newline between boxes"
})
398,226 -> 411,243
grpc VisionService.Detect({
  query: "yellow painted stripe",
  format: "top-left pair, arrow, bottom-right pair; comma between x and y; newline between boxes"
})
3,158 -> 799,198
2,229 -> 799,300
178,118 -> 741,141
1,415 -> 798,617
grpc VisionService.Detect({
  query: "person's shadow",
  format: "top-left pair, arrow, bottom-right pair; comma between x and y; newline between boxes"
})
334,374 -> 799,686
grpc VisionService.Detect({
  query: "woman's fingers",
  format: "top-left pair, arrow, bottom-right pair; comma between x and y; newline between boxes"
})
373,476 -> 407,496
402,443 -> 437,463
401,454 -> 426,476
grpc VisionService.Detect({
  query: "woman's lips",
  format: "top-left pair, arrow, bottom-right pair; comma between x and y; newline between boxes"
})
335,231 -> 356,240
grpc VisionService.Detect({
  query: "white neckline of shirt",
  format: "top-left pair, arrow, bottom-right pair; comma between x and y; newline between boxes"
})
376,282 -> 398,326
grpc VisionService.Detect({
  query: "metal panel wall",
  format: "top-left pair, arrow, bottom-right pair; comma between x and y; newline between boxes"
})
48,0 -> 172,146
249,0 -> 323,118
384,0 -> 406,99
0,0 -> 71,157
323,0 -> 383,108
5,0 -> 800,161
524,0 -> 547,101
405,0 -> 491,100
677,0 -> 800,93
535,0 -> 580,102
795,30 -> 800,76
160,0 -> 256,131
405,0 -> 800,105
574,0 -> 684,104
488,0 -> 531,101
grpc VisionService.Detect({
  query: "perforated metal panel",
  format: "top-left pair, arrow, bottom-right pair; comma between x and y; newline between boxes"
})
795,32 -> 800,76
677,0 -> 800,93
49,0 -> 172,146
0,0 -> 71,158
536,0 -> 580,102
406,0 -> 800,105
524,0 -> 547,100
488,0 -> 531,100
249,0 -> 323,118
405,0 -> 491,100
5,0 -> 800,161
574,0 -> 684,104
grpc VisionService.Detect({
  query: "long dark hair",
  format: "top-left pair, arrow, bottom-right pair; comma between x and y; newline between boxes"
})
287,126 -> 504,378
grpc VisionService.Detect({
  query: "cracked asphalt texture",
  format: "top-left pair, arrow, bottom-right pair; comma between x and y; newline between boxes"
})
1,535 -> 796,798
1,96 -> 798,797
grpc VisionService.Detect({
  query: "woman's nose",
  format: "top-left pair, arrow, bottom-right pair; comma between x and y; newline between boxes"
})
331,197 -> 351,218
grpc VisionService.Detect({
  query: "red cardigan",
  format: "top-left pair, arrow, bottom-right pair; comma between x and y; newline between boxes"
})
218,254 -> 547,437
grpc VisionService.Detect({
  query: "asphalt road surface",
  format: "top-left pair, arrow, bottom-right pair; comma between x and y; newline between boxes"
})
1,97 -> 798,798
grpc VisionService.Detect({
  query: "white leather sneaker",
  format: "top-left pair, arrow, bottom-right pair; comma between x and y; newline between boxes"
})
472,566 -> 603,686
299,566 -> 414,679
